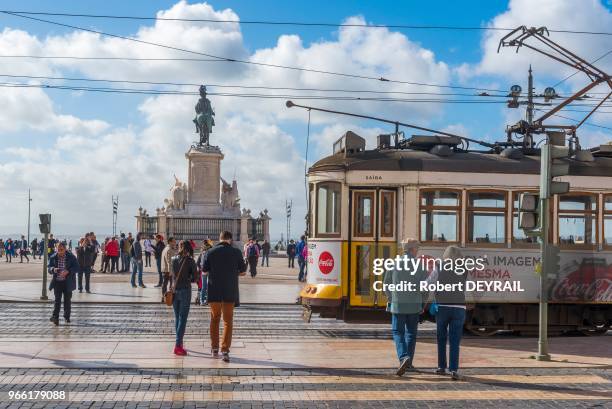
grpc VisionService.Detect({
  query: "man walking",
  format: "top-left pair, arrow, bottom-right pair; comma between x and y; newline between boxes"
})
18,235 -> 29,263
30,238 -> 38,260
203,231 -> 246,362
161,237 -> 178,301
260,240 -> 271,267
296,235 -> 307,282
130,233 -> 146,288
48,242 -> 79,325
286,239 -> 296,268
244,238 -> 259,278
383,238 -> 426,376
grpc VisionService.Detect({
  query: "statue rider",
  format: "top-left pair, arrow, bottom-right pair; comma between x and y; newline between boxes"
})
193,85 -> 215,146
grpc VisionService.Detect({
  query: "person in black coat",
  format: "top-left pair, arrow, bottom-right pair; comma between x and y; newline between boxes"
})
170,240 -> 198,356
286,240 -> 296,268
48,242 -> 79,325
202,231 -> 247,362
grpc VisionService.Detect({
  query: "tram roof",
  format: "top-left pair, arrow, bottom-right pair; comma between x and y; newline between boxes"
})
309,149 -> 612,177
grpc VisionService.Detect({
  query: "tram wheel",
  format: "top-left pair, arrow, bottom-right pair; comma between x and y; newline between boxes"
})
465,326 -> 498,337
580,325 -> 609,336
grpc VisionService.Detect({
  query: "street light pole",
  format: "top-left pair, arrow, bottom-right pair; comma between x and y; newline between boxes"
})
27,189 -> 31,245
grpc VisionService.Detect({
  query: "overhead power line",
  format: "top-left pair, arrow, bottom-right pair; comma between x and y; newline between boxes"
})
3,82 -> 612,110
0,11 -> 527,92
0,73 -> 511,96
1,10 -> 611,35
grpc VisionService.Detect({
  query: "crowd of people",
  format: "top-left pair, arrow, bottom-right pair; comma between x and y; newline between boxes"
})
42,230 -> 304,362
0,235 -> 74,263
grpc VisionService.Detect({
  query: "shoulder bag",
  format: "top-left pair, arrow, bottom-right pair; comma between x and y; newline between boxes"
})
164,258 -> 187,306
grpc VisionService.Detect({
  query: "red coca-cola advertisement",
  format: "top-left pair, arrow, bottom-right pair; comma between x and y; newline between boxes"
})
318,251 -> 334,275
550,258 -> 612,302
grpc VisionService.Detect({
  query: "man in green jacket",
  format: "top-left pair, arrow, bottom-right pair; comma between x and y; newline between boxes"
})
383,238 -> 426,376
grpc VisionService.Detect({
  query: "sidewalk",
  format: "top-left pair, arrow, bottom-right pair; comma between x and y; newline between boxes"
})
0,333 -> 609,369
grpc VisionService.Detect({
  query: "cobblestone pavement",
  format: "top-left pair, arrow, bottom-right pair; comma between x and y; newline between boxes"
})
0,367 -> 610,408
0,303 -> 427,339
0,304 -> 609,408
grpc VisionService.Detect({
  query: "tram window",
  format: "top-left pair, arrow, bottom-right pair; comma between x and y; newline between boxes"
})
419,190 -> 459,243
354,192 -> 375,237
380,191 -> 395,238
316,182 -> 341,236
512,192 -> 539,244
603,195 -> 611,246
467,191 -> 506,244
558,194 -> 597,246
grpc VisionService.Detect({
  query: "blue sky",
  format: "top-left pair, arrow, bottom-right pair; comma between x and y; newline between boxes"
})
0,0 -> 610,237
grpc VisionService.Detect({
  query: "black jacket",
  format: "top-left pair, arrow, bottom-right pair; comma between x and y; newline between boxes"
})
154,241 -> 165,259
171,255 -> 198,290
48,251 -> 79,292
77,243 -> 96,268
202,242 -> 246,302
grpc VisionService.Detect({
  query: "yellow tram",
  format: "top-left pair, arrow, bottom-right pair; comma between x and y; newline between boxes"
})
300,131 -> 612,335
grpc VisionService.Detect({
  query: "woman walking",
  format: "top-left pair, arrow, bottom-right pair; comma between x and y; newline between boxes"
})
170,240 -> 198,356
429,245 -> 468,380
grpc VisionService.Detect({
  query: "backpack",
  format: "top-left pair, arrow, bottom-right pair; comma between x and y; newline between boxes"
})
247,244 -> 257,258
301,245 -> 308,259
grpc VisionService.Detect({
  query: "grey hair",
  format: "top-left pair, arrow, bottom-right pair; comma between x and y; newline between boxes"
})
442,245 -> 462,260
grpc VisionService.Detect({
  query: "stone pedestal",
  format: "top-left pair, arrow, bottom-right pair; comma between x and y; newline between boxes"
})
184,146 -> 224,216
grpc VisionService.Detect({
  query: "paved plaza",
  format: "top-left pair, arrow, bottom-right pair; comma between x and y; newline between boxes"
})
1,255 -> 611,407
0,302 -> 610,408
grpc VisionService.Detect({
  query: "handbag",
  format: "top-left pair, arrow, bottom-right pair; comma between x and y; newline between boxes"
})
428,302 -> 439,316
164,258 -> 187,306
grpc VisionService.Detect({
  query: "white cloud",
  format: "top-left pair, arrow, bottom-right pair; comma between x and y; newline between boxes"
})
0,2 -> 455,238
0,86 -> 109,134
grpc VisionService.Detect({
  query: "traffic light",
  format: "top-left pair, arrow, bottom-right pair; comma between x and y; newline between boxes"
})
518,193 -> 539,230
39,213 -> 51,234
540,131 -> 570,198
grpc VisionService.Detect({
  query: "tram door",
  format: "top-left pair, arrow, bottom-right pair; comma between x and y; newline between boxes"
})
349,188 -> 398,307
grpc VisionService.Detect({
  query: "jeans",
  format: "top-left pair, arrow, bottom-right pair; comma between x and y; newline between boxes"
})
121,252 -> 129,271
145,252 -> 151,267
78,266 -> 91,292
260,254 -> 269,267
131,259 -> 144,286
297,257 -> 306,281
247,256 -> 258,277
436,306 -> 466,372
20,250 -> 29,263
52,281 -> 72,320
288,256 -> 295,268
209,302 -> 234,352
110,256 -> 119,272
155,257 -> 163,285
172,288 -> 191,347
391,313 -> 419,363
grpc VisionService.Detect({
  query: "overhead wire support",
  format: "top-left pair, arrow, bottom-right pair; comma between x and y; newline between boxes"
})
498,26 -> 612,132
285,100 -> 497,149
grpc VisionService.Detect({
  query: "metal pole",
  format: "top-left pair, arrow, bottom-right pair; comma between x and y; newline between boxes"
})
537,195 -> 550,361
41,233 -> 48,300
536,145 -> 552,361
27,189 -> 31,245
